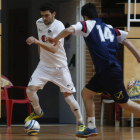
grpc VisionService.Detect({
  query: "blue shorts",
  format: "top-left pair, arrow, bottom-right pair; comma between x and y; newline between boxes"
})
85,64 -> 129,104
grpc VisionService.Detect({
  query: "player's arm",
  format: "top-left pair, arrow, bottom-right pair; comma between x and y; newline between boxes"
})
26,36 -> 60,53
48,26 -> 75,45
49,21 -> 88,45
122,38 -> 140,63
36,40 -> 60,53
114,28 -> 140,63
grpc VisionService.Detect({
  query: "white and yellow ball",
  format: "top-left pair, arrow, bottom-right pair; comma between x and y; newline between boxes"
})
24,120 -> 40,136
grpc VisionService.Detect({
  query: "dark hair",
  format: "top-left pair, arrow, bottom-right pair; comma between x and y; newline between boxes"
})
39,1 -> 55,13
81,3 -> 98,19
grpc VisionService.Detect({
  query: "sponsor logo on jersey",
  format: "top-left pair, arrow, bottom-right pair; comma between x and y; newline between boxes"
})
41,35 -> 47,42
48,29 -> 51,33
48,29 -> 52,35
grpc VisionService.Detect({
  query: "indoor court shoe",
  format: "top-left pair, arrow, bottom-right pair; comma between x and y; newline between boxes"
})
24,110 -> 44,123
76,127 -> 98,138
76,124 -> 86,136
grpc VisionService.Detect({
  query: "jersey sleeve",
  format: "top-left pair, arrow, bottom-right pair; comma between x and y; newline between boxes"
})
71,21 -> 88,37
114,28 -> 128,43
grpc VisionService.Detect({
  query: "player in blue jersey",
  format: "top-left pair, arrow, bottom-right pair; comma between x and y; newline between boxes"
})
48,3 -> 140,138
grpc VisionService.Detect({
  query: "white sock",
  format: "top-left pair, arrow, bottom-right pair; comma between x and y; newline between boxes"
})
88,117 -> 96,129
65,94 -> 84,125
26,89 -> 42,115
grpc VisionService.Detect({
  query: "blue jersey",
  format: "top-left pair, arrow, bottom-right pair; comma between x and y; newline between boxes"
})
72,18 -> 128,73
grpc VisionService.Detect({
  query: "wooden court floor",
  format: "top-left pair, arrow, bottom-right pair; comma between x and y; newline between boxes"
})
0,125 -> 140,140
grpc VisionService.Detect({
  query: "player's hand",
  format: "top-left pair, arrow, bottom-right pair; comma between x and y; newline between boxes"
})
26,36 -> 38,45
47,37 -> 58,46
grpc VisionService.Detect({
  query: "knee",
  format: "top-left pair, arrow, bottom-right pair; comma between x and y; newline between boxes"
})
26,86 -> 39,96
64,94 -> 75,105
27,86 -> 39,93
64,94 -> 74,101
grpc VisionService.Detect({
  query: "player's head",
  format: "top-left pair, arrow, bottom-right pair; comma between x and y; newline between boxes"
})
81,3 -> 98,21
39,1 -> 56,25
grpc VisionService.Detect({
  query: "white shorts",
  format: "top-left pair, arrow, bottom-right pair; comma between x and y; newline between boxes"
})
28,63 -> 76,93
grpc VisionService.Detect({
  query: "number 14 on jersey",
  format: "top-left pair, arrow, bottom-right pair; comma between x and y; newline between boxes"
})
96,25 -> 114,42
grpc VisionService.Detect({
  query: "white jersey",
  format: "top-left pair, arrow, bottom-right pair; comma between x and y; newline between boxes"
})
36,18 -> 67,67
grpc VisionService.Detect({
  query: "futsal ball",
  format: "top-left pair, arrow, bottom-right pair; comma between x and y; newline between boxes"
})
24,120 -> 40,136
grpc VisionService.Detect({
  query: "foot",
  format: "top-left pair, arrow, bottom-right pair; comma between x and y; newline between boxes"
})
24,111 -> 44,123
76,124 -> 85,137
76,127 -> 98,138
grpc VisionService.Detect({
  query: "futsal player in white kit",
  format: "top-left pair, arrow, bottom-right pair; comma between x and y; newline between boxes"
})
25,1 -> 85,135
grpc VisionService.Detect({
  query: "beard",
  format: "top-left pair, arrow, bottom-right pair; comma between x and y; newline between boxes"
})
44,18 -> 54,25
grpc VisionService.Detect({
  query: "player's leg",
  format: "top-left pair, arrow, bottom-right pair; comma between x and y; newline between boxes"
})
51,67 -> 85,134
82,88 -> 97,129
119,99 -> 140,116
76,73 -> 106,138
75,88 -> 98,138
101,65 -> 140,116
63,92 -> 84,125
62,92 -> 86,136
25,85 -> 44,122
27,86 -> 41,115
25,63 -> 50,122
52,67 -> 84,123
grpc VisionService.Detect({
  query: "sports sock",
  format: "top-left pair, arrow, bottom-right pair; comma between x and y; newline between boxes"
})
65,94 -> 84,125
26,89 -> 42,115
87,117 -> 96,129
